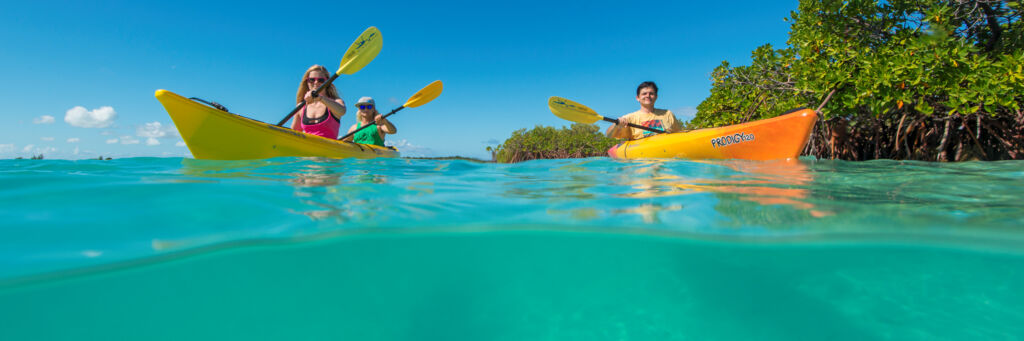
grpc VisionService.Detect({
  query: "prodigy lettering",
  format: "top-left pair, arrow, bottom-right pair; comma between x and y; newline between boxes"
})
710,132 -> 755,148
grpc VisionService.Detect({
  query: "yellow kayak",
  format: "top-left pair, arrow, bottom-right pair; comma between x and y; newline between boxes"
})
608,108 -> 817,160
155,89 -> 398,160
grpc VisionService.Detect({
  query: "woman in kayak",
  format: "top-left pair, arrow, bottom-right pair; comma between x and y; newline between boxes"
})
606,81 -> 683,140
341,96 -> 396,146
290,65 -> 347,138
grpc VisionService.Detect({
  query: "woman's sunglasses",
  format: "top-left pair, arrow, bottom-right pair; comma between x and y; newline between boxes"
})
358,105 -> 374,110
306,77 -> 327,84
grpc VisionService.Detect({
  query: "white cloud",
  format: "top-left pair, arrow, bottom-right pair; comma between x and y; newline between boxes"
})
106,138 -> 119,144
175,141 -> 186,147
388,139 -> 439,157
22,145 -> 56,154
65,106 -> 116,128
33,115 -> 55,124
137,121 -> 178,139
67,138 -> 80,143
120,136 -> 140,145
146,137 -> 160,146
41,137 -> 55,141
100,130 -> 114,136
0,144 -> 13,153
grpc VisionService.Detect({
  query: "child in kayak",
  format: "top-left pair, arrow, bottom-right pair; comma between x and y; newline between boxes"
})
290,65 -> 347,139
341,97 -> 397,146
606,81 -> 683,140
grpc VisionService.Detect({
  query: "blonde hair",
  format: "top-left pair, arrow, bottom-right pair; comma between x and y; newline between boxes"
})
296,65 -> 340,104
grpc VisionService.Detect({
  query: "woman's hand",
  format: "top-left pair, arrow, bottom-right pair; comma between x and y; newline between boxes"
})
303,90 -> 319,103
374,113 -> 397,134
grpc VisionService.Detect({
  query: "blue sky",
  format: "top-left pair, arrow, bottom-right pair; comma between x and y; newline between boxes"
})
0,1 -> 796,159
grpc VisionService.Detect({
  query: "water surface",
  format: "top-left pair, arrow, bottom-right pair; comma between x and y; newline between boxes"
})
1,157 -> 1022,340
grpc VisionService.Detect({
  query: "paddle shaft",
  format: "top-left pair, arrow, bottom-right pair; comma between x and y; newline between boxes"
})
276,72 -> 341,126
338,106 -> 404,141
602,116 -> 666,134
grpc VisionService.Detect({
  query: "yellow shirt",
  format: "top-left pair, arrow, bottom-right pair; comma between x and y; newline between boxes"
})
614,109 -> 682,140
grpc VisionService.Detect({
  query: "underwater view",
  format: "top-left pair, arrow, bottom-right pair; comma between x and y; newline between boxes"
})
1,157 -> 1022,340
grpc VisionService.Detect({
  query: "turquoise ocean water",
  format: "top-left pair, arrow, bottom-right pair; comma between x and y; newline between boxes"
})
1,157 -> 1022,340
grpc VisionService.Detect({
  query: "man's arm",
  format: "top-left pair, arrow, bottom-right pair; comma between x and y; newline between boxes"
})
606,117 -> 631,139
666,110 -> 685,133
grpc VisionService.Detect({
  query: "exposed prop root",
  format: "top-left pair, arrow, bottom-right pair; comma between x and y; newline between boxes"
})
803,113 -> 1022,161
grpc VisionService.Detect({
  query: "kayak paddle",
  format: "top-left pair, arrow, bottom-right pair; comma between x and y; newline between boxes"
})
548,96 -> 666,134
339,80 -> 443,141
276,26 -> 383,126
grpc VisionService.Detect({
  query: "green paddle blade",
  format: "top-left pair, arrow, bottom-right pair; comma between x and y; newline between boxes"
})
337,26 -> 382,75
548,96 -> 601,124
404,80 -> 443,108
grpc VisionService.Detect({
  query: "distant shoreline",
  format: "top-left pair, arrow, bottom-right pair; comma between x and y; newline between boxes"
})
402,156 -> 494,163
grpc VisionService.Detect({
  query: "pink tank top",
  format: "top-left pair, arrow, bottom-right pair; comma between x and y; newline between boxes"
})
298,104 -> 340,139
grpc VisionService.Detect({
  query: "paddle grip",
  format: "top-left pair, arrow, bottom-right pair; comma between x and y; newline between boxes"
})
602,117 -> 666,134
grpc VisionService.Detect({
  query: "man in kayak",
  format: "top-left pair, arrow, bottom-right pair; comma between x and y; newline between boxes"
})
291,65 -> 347,139
606,81 -> 683,140
341,97 -> 397,146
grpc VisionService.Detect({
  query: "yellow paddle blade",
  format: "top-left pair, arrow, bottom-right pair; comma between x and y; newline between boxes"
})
337,26 -> 382,75
404,80 -> 443,108
548,96 -> 601,124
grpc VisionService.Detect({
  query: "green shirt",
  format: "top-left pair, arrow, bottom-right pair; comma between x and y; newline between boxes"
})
353,122 -> 385,146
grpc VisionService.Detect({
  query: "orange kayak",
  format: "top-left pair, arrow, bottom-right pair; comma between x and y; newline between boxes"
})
607,108 -> 817,160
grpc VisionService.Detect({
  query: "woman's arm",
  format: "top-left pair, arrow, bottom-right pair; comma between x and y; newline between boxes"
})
375,115 -> 397,135
304,90 -> 347,119
322,97 -> 347,119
